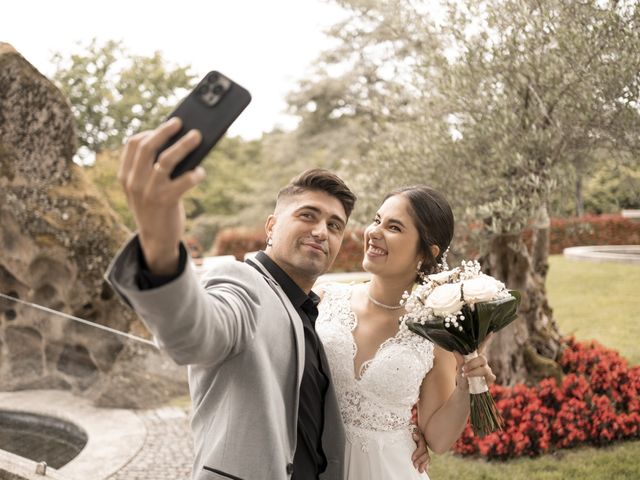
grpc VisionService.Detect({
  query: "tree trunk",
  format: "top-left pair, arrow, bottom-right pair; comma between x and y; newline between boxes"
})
480,225 -> 563,386
575,175 -> 584,217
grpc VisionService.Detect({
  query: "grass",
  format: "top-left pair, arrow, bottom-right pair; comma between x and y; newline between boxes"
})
546,255 -> 640,365
428,440 -> 640,480
428,255 -> 640,479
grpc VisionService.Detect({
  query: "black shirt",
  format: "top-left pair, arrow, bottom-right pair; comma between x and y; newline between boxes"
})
252,251 -> 329,480
136,243 -> 329,479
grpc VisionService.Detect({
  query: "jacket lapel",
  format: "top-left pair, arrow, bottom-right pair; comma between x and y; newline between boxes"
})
246,257 -> 305,390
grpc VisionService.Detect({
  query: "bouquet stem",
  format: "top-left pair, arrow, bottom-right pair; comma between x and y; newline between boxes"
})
469,391 -> 504,438
464,352 -> 504,438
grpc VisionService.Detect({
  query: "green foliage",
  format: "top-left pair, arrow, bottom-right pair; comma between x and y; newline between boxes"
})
84,134 -> 260,233
291,0 -> 640,234
51,39 -> 195,157
583,159 -> 640,213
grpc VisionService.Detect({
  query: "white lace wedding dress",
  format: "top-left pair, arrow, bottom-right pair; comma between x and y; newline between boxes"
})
316,283 -> 434,479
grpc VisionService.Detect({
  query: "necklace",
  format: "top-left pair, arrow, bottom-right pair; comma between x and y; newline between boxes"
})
367,289 -> 404,310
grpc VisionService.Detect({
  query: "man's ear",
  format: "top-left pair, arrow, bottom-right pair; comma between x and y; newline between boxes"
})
265,214 -> 276,241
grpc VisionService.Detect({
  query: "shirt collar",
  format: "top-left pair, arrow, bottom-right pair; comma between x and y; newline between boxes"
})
255,251 -> 318,309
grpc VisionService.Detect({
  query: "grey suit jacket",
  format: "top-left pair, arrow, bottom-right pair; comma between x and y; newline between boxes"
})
106,237 -> 345,480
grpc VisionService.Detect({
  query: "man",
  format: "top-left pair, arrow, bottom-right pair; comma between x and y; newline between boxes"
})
106,119 -> 428,479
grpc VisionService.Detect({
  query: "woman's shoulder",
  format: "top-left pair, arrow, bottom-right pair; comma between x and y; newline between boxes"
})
314,281 -> 355,299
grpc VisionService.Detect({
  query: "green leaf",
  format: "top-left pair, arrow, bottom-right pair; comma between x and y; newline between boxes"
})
480,290 -> 522,338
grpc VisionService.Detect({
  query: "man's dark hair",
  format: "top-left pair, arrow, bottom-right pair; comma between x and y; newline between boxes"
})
277,169 -> 357,218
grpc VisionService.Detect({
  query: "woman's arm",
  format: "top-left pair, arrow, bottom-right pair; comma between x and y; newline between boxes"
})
416,346 -> 468,453
417,345 -> 495,453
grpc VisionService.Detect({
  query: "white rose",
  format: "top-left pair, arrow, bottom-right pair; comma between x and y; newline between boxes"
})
427,267 -> 460,284
425,283 -> 464,316
462,274 -> 504,303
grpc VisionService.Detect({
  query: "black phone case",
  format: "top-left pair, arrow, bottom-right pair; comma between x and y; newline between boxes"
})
160,71 -> 251,179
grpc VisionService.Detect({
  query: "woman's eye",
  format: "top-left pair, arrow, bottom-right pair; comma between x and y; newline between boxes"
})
373,218 -> 381,224
390,225 -> 401,232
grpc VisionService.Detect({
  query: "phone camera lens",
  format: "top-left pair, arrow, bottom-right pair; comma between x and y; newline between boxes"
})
213,84 -> 224,95
207,73 -> 220,83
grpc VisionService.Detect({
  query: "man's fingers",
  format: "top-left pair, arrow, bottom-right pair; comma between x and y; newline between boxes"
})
156,129 -> 202,174
164,166 -> 207,201
418,453 -> 430,473
130,118 -> 183,179
119,131 -> 151,189
142,117 -> 183,156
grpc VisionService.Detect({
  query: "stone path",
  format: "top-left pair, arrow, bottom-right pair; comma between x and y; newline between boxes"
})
108,406 -> 193,480
0,390 -> 195,480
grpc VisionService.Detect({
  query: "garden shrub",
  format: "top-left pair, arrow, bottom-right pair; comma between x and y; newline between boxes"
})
452,338 -> 640,460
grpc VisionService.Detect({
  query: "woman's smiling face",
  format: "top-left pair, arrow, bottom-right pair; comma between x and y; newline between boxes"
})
362,194 -> 423,280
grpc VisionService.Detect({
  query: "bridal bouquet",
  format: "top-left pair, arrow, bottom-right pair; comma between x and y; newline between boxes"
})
401,260 -> 521,437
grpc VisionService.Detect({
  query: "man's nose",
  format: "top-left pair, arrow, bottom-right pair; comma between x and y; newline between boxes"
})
312,222 -> 328,240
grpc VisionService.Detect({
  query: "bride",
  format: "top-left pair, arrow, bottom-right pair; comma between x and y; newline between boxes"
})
316,186 -> 496,479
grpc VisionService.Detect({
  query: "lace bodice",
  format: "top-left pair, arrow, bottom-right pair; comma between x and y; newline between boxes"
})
317,283 -> 434,434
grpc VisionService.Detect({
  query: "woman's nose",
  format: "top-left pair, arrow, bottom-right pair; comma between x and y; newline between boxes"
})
368,225 -> 382,239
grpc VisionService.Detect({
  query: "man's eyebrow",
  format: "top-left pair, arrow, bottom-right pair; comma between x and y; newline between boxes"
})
296,205 -> 347,226
295,205 -> 322,214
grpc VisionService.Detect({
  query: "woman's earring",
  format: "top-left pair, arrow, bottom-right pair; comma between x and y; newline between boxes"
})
437,247 -> 450,272
266,237 -> 273,247
416,260 -> 428,283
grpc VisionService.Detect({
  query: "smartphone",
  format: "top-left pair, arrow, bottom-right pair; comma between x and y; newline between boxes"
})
158,71 -> 251,179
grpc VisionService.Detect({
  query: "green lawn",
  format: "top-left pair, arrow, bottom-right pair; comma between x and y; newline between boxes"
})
428,440 -> 640,480
430,255 -> 640,479
547,255 -> 640,365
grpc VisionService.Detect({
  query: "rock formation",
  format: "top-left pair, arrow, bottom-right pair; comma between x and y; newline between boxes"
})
0,43 -> 187,406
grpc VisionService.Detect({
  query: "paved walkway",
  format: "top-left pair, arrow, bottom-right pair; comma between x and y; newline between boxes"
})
0,390 -> 194,480
108,406 -> 193,480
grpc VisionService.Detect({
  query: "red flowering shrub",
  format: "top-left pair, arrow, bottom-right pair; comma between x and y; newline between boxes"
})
452,338 -> 640,460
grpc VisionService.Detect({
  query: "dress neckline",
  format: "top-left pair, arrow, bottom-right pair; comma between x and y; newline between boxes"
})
346,286 -> 403,381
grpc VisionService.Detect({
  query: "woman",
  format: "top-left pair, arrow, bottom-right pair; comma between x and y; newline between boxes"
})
316,186 -> 496,479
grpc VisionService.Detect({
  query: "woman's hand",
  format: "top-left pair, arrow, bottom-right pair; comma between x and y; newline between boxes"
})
409,413 -> 431,474
452,334 -> 496,390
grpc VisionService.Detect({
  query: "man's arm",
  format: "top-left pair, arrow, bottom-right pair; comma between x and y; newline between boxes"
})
107,237 -> 264,367
107,119 -> 260,367
117,117 -> 205,276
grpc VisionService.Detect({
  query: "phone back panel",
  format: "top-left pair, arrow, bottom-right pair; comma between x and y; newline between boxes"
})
161,71 -> 251,179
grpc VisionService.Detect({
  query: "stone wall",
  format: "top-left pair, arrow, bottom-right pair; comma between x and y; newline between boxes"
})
0,43 -> 186,405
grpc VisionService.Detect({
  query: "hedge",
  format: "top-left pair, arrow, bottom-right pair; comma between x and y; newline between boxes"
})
211,214 -> 640,272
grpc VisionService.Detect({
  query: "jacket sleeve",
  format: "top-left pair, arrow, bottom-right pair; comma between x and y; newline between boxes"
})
105,235 -> 265,367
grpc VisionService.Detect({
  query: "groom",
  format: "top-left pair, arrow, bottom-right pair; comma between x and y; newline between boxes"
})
106,118 -> 428,479
106,117 -> 354,479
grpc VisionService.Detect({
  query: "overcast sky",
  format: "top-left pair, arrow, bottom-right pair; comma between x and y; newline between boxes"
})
1,0 -> 348,139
